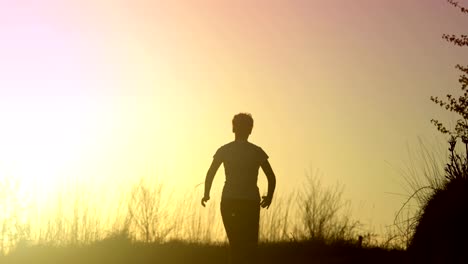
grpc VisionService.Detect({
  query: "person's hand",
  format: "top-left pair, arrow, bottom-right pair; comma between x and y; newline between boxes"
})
201,196 -> 210,207
260,195 -> 272,209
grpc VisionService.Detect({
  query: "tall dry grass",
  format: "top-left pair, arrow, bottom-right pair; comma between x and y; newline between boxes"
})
0,178 -> 31,254
0,170 -> 386,255
295,169 -> 359,243
392,138 -> 448,248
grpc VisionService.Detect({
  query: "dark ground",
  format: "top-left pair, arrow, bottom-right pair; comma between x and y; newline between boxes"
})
1,239 -> 409,264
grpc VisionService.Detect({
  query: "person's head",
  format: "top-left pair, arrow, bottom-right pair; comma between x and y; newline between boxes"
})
232,113 -> 254,139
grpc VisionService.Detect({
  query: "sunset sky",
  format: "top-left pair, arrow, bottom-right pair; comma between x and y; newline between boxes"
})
0,0 -> 467,231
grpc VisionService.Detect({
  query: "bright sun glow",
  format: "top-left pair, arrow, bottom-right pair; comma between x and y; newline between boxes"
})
0,97 -> 101,201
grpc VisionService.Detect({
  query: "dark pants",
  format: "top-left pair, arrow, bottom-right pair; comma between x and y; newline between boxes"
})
221,199 -> 260,264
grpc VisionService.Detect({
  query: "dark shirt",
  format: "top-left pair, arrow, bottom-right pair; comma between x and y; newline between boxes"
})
214,140 -> 269,201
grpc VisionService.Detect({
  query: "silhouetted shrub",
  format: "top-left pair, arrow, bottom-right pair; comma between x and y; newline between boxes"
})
412,0 -> 468,260
408,157 -> 468,263
127,179 -> 173,243
407,137 -> 468,261
296,170 -> 359,244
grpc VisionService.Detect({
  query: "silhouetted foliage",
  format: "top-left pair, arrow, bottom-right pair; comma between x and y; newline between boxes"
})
408,1 -> 468,262
430,0 -> 468,180
409,174 -> 468,262
447,0 -> 468,14
127,180 -> 171,243
442,1 -> 468,47
430,0 -> 468,182
297,170 -> 358,244
431,0 -> 468,141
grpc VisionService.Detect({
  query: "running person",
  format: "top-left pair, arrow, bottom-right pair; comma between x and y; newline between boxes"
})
201,113 -> 276,264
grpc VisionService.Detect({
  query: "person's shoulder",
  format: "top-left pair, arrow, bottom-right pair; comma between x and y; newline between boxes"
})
221,141 -> 236,148
216,141 -> 235,152
248,142 -> 269,160
247,142 -> 267,153
246,141 -> 262,149
214,141 -> 235,159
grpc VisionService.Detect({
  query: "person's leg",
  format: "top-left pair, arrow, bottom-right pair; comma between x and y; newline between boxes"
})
221,199 -> 260,264
221,199 -> 242,264
239,200 -> 260,264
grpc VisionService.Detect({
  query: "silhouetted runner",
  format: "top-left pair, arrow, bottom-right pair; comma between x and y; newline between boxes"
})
201,113 -> 276,264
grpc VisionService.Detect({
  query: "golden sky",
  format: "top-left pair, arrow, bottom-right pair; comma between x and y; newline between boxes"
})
0,0 -> 467,229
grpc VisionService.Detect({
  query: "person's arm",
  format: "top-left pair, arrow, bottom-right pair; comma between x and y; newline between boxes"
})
260,159 -> 276,209
201,158 -> 222,207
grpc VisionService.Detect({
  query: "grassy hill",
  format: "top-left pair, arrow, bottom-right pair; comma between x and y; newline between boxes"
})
1,237 -> 407,264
